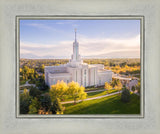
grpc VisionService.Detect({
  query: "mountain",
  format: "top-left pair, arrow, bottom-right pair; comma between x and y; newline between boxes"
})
20,53 -> 55,59
83,50 -> 140,59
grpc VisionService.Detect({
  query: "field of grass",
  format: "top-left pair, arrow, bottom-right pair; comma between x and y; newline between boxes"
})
28,79 -> 36,84
61,89 -> 119,102
63,94 -> 140,114
20,80 -> 26,85
87,89 -> 119,98
85,86 -> 104,91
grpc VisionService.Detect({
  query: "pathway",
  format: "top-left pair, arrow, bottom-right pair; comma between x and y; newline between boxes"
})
61,91 -> 122,104
20,80 -> 36,87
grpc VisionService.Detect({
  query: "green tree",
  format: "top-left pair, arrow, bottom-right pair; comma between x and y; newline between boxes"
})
40,64 -> 45,73
121,88 -> 131,103
131,86 -> 136,92
68,81 -> 87,104
28,97 -> 40,114
136,81 -> 140,93
50,98 -> 63,114
41,93 -> 51,111
20,88 -> 32,114
34,72 -> 39,79
29,86 -> 41,100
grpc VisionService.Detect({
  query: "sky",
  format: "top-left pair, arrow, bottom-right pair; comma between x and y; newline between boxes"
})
20,19 -> 140,59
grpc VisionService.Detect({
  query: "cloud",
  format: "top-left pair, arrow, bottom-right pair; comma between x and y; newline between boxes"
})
20,34 -> 140,59
23,23 -> 60,33
25,23 -> 52,29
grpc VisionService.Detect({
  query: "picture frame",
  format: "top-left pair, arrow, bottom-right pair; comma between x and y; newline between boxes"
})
16,15 -> 144,118
0,0 -> 160,134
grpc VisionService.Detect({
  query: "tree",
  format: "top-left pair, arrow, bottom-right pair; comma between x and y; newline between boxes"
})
68,81 -> 87,104
78,86 -> 87,102
41,93 -> 51,111
105,82 -> 112,94
28,97 -> 40,114
40,64 -> 45,73
49,80 -> 68,101
136,81 -> 140,93
121,88 -> 131,103
29,86 -> 41,100
50,98 -> 63,114
111,78 -> 119,87
34,72 -> 39,80
114,80 -> 122,95
20,88 -> 32,114
131,86 -> 136,92
20,68 -> 22,75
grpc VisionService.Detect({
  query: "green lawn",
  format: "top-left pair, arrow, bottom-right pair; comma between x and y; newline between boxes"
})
87,89 -> 119,98
63,94 -> 140,114
20,80 -> 26,85
85,86 -> 104,91
28,79 -> 36,84
61,89 -> 119,102
20,86 -> 31,90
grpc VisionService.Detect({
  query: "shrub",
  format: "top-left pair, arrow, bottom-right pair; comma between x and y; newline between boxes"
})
20,89 -> 32,114
131,86 -> 135,92
28,97 -> 40,114
121,88 -> 131,103
29,86 -> 41,100
50,98 -> 63,114
41,93 -> 51,111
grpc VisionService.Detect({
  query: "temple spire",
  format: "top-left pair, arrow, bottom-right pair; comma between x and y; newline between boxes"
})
75,28 -> 77,41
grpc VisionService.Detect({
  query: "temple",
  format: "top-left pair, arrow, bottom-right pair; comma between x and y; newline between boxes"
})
45,29 -> 112,87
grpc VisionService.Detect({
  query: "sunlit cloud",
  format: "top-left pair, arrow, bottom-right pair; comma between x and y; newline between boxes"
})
20,34 -> 140,59
24,23 -> 52,29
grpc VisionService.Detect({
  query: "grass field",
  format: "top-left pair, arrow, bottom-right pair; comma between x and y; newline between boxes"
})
63,94 -> 140,114
28,79 -> 36,84
87,89 -> 119,98
61,89 -> 119,102
20,80 -> 26,85
85,86 -> 104,91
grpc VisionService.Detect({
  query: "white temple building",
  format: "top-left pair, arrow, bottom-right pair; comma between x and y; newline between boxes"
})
45,29 -> 112,87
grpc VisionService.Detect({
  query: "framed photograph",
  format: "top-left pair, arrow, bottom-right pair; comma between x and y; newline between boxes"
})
16,16 -> 144,118
0,0 -> 160,134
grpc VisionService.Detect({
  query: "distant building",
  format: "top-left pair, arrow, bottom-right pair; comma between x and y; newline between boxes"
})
45,29 -> 112,87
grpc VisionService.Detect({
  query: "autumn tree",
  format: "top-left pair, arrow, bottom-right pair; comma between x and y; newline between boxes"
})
40,64 -> 45,73
105,82 -> 112,94
111,78 -> 119,87
114,80 -> 122,95
68,81 -> 87,104
49,80 -> 68,101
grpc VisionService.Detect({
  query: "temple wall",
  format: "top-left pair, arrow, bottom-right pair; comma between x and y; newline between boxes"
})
97,71 -> 112,86
88,67 -> 97,86
91,64 -> 104,70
